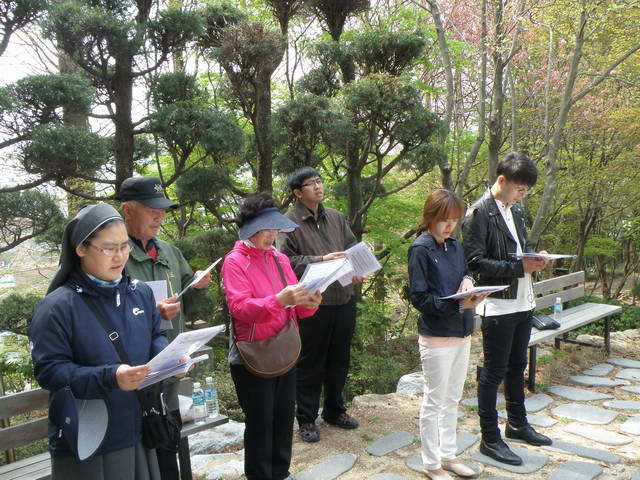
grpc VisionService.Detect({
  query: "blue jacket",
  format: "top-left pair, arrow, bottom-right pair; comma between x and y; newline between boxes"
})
29,269 -> 168,457
408,233 -> 474,337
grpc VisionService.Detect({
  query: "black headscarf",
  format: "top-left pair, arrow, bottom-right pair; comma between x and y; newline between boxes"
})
47,203 -> 123,294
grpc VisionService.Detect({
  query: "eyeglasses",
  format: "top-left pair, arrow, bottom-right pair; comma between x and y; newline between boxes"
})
301,178 -> 323,188
87,242 -> 134,257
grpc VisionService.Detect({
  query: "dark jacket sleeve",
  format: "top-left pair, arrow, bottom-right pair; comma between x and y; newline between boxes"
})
30,299 -> 119,399
276,231 -> 323,279
408,246 -> 459,316
462,207 -> 525,280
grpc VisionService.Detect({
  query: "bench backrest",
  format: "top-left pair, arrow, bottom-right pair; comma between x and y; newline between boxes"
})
533,270 -> 585,311
0,388 -> 49,452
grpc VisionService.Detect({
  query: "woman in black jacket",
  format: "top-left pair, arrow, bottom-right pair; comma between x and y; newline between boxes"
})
408,190 -> 486,480
30,203 -> 167,480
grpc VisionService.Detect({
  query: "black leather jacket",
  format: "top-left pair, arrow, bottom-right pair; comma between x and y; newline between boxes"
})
461,189 -> 533,299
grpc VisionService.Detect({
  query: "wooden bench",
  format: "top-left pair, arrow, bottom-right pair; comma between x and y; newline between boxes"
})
0,379 -> 228,480
527,270 -> 622,392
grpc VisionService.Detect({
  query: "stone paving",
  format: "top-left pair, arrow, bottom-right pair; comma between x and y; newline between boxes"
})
192,355 -> 640,479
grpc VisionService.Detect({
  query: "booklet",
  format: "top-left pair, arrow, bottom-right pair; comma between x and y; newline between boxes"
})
300,258 -> 353,293
510,253 -> 576,260
300,242 -> 383,292
145,280 -> 168,302
139,325 -> 226,390
440,285 -> 509,300
138,354 -> 210,389
337,242 -> 382,286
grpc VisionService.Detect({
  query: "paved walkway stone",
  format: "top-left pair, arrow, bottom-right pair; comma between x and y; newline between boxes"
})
498,410 -> 557,427
564,423 -> 633,446
631,472 -> 640,480
462,393 -> 504,408
456,432 -> 479,455
608,357 -> 640,368
367,474 -> 407,480
524,393 -> 554,412
616,368 -> 640,382
296,453 -> 357,480
547,460 -> 603,480
471,444 -> 548,474
620,385 -> 640,394
543,439 -> 620,464
366,431 -> 414,456
405,456 -> 482,476
570,375 -> 630,387
547,385 -> 613,401
582,363 -> 614,376
621,415 -> 640,435
551,403 -> 618,424
603,399 -> 640,410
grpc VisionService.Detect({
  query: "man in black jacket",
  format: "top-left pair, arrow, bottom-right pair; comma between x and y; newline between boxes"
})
462,152 -> 552,466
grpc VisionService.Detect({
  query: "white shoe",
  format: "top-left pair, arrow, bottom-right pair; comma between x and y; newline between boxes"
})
424,468 -> 453,480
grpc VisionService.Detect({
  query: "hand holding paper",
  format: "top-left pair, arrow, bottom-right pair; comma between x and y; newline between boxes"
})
440,285 -> 509,300
176,258 -> 221,300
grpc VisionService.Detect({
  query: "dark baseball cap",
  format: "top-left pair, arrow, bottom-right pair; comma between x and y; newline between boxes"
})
118,177 -> 178,210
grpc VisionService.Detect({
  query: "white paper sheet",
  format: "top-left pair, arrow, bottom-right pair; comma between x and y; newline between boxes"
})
337,242 -> 382,286
300,258 -> 353,293
510,253 -> 576,260
175,258 -> 221,300
138,354 -> 209,389
145,280 -> 168,302
440,285 -> 509,300
146,325 -> 225,374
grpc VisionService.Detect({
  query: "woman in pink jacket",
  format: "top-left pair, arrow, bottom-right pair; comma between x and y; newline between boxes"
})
222,193 -> 321,480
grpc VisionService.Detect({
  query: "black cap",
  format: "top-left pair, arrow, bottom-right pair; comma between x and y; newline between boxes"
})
118,177 -> 178,210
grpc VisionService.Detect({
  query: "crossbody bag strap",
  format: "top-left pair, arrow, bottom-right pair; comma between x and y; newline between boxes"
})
80,294 -> 131,365
272,253 -> 288,288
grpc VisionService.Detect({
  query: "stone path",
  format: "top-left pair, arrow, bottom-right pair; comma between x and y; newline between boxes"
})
547,460 -> 602,480
190,355 -> 640,479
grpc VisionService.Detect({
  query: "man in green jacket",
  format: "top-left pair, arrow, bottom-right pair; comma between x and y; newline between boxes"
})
119,176 -> 210,480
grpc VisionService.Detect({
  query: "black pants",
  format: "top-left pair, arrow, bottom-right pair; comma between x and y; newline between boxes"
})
478,310 -> 533,443
296,299 -> 356,425
231,364 -> 295,480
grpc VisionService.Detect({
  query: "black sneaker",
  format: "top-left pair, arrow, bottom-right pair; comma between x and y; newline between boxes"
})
323,413 -> 359,429
299,423 -> 320,442
505,423 -> 552,446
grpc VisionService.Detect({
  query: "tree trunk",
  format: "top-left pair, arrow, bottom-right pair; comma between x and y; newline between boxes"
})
487,0 -> 505,184
59,51 -> 94,215
426,0 -> 454,191
113,55 -> 135,194
254,71 -> 274,193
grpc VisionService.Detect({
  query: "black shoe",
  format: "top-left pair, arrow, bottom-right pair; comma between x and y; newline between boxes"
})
299,423 -> 320,442
505,423 -> 552,446
479,439 -> 523,465
323,413 -> 359,429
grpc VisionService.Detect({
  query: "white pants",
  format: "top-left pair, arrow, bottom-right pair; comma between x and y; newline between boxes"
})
419,340 -> 471,470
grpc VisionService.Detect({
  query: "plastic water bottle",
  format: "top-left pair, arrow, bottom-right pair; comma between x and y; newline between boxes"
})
553,297 -> 563,322
192,382 -> 206,424
204,376 -> 219,418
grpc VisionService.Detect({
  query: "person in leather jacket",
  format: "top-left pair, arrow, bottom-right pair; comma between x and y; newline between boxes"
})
461,152 -> 552,466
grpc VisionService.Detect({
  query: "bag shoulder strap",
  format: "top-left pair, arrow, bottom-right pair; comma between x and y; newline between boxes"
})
80,294 -> 131,365
272,253 -> 288,288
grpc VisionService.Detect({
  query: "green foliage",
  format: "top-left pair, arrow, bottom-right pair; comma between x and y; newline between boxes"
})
584,236 -> 620,259
0,190 -> 65,254
21,124 -> 111,179
175,165 -> 236,207
0,333 -> 36,393
310,0 -> 370,40
0,293 -> 42,336
344,28 -> 426,76
198,1 -> 246,50
148,8 -> 203,54
152,72 -> 204,107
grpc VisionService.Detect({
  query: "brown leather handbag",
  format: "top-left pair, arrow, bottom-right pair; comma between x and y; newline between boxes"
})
234,255 -> 301,378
